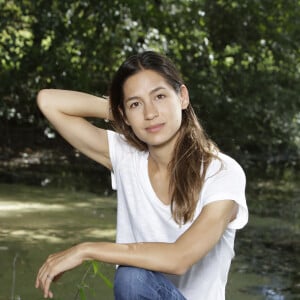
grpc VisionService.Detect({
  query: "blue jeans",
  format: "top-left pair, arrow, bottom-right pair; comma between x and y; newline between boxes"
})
114,266 -> 187,300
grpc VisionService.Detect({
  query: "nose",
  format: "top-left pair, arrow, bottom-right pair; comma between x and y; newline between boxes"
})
144,101 -> 158,120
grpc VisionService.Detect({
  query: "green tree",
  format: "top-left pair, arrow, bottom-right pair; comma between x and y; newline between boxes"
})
1,0 -> 299,171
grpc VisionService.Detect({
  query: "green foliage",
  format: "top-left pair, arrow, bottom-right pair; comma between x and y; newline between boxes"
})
75,261 -> 113,300
203,0 -> 300,166
1,0 -> 299,170
92,261 -> 113,289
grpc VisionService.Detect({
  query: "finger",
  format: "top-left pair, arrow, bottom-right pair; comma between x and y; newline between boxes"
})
44,274 -> 53,298
35,263 -> 48,288
35,267 -> 44,288
36,254 -> 56,289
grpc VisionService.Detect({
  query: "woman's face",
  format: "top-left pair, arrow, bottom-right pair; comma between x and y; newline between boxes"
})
122,69 -> 189,150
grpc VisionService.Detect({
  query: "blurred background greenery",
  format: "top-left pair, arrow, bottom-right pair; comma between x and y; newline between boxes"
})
1,0 -> 299,174
0,0 -> 299,299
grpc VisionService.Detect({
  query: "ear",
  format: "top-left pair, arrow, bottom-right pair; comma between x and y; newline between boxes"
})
179,85 -> 190,109
118,105 -> 130,126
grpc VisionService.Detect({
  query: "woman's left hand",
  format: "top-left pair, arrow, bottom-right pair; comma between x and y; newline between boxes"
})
35,244 -> 84,299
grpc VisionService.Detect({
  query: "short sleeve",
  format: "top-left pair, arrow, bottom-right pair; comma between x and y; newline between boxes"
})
107,130 -> 133,190
201,153 -> 248,230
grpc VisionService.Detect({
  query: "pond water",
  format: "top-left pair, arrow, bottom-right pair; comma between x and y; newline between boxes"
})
0,177 -> 299,300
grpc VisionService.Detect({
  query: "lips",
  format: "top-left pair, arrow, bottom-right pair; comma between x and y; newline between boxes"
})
145,123 -> 165,133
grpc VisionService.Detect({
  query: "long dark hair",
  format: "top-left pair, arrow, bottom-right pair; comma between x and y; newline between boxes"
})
109,51 -> 218,224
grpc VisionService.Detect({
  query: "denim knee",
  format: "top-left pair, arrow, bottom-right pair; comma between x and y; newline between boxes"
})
114,266 -> 149,299
114,266 -> 186,300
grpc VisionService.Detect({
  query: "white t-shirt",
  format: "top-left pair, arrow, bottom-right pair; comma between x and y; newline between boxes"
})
107,130 -> 248,300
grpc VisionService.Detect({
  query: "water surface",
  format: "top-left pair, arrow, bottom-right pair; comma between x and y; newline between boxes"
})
0,179 -> 299,300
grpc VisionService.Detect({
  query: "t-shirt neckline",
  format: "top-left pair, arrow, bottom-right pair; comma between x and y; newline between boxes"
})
141,152 -> 171,210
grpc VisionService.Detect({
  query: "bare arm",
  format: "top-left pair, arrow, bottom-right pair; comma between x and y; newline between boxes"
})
82,200 -> 237,275
36,200 -> 237,298
37,89 -> 112,169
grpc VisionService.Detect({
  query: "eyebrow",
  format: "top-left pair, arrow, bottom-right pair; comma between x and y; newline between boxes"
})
125,86 -> 167,103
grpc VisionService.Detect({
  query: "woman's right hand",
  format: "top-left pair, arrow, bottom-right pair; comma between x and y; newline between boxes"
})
35,244 -> 84,299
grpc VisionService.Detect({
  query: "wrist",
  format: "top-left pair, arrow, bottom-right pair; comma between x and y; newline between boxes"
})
77,242 -> 95,262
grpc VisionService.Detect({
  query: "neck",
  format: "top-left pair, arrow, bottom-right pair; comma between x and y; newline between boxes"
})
148,132 -> 178,171
149,138 -> 175,170
148,147 -> 172,171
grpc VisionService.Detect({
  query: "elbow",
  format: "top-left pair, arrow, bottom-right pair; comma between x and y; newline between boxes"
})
36,89 -> 54,115
37,89 -> 52,112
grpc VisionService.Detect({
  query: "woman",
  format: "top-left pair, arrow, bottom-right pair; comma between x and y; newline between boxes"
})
35,51 -> 248,299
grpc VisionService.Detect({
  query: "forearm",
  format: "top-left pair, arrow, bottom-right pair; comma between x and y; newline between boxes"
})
80,241 -> 183,275
37,89 -> 112,120
35,201 -> 236,300
78,203 -> 235,275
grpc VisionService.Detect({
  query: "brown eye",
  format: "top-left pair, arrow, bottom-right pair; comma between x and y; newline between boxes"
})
156,94 -> 165,100
129,101 -> 140,109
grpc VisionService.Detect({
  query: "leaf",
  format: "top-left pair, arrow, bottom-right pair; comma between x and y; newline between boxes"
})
79,287 -> 87,300
95,271 -> 113,289
92,260 -> 99,274
91,260 -> 113,288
